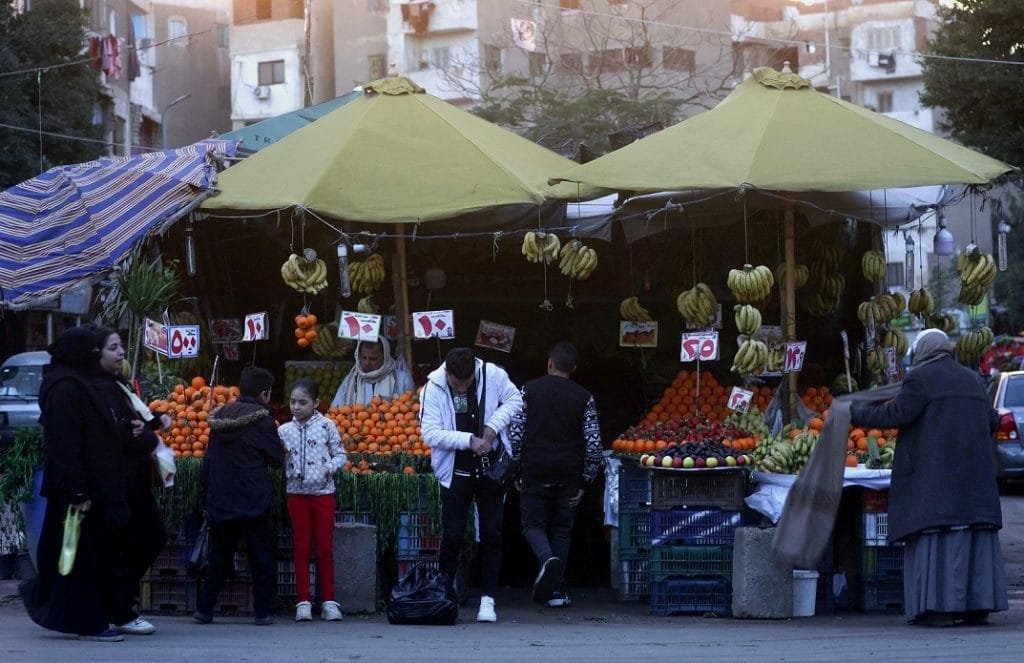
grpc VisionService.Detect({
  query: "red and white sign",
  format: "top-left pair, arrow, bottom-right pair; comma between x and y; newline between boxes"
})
167,325 -> 200,359
412,310 -> 454,340
242,312 -> 268,342
338,311 -> 381,342
886,347 -> 899,375
784,341 -> 807,373
221,343 -> 240,361
680,331 -> 719,362
383,314 -> 399,340
727,387 -> 754,414
476,320 -> 515,353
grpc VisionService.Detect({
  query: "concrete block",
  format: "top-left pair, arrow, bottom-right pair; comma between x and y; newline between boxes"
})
334,523 -> 377,614
731,526 -> 792,619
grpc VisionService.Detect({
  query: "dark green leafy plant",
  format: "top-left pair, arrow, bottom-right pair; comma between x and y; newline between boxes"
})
0,428 -> 43,504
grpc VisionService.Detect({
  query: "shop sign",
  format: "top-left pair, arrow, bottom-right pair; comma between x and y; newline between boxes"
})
476,320 -> 515,353
784,341 -> 807,373
412,310 -> 455,340
167,325 -> 200,359
242,312 -> 268,342
338,311 -> 381,342
727,386 -> 753,413
619,321 -> 657,348
680,331 -> 719,362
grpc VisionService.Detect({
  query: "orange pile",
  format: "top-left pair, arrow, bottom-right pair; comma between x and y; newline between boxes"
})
642,369 -> 774,426
149,376 -> 240,458
325,390 -> 428,456
294,313 -> 318,348
801,386 -> 833,414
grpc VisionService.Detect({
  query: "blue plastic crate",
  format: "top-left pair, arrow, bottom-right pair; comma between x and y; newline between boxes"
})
650,577 -> 731,616
618,556 -> 650,601
617,510 -> 651,556
650,469 -> 747,510
397,511 -> 441,560
650,508 -> 741,546
618,463 -> 652,509
860,545 -> 904,580
649,544 -> 733,582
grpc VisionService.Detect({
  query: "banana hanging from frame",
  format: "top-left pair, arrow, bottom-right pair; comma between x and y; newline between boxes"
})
281,249 -> 329,295
559,239 -> 598,280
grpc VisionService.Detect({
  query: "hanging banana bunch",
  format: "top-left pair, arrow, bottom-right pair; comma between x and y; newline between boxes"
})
800,290 -> 839,317
522,231 -> 561,265
558,239 -> 598,280
347,253 -> 386,295
861,250 -> 887,283
732,338 -> 768,376
925,313 -> 959,334
956,247 -> 997,306
809,240 -> 842,271
727,264 -> 773,304
908,288 -> 934,318
766,345 -> 785,372
866,346 -> 888,375
774,262 -> 809,289
879,328 -> 909,360
675,283 -> 717,326
734,304 -> 762,336
619,296 -> 653,323
281,249 -> 329,295
356,295 -> 379,314
956,326 -> 994,363
311,323 -> 354,360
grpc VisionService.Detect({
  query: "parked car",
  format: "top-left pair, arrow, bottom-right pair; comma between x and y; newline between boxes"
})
987,370 -> 1024,484
0,351 -> 49,454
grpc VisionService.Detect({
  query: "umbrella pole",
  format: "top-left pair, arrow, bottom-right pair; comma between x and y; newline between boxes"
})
784,197 -> 798,419
393,224 -> 414,371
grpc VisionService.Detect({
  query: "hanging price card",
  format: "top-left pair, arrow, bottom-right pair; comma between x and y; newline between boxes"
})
727,386 -> 754,413
886,347 -> 899,375
412,310 -> 455,340
167,325 -> 200,359
338,311 -> 381,342
143,318 -> 168,356
242,312 -> 268,342
680,331 -> 719,362
784,341 -> 807,373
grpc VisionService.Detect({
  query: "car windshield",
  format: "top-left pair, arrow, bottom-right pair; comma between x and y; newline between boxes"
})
1002,376 -> 1024,408
0,364 -> 44,398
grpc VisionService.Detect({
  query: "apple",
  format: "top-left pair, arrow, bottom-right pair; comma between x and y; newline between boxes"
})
725,455 -> 737,467
661,456 -> 674,468
735,454 -> 747,466
695,457 -> 707,468
682,456 -> 695,469
706,457 -> 719,468
672,456 -> 684,468
645,455 -> 657,467
639,454 -> 649,466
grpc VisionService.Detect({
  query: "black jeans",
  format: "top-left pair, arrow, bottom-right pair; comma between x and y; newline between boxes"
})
520,483 -> 577,588
111,491 -> 166,625
197,515 -> 274,618
439,474 -> 504,597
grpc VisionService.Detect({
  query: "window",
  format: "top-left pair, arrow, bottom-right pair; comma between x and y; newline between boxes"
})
876,91 -> 893,113
429,46 -> 450,70
559,52 -> 582,73
168,18 -> 187,47
589,49 -> 622,73
529,52 -> 547,78
368,54 -> 387,81
216,24 -> 229,49
663,47 -> 695,73
624,45 -> 651,68
258,59 -> 285,85
886,262 -> 903,288
867,26 -> 901,51
484,45 -> 502,75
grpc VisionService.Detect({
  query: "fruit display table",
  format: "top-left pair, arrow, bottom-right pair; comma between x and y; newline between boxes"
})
746,468 -> 891,523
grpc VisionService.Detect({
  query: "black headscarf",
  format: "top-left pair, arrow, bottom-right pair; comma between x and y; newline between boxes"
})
39,326 -> 102,406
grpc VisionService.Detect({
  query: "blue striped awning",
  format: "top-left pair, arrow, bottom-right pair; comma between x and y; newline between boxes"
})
0,139 -> 236,309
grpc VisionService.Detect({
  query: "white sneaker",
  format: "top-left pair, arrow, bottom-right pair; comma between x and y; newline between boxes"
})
295,601 -> 313,621
321,600 -> 343,621
115,617 -> 155,635
476,595 -> 497,622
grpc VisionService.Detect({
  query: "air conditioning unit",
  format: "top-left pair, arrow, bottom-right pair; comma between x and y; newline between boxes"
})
253,85 -> 271,100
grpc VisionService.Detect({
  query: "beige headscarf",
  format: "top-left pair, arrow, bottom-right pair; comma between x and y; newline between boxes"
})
341,335 -> 398,405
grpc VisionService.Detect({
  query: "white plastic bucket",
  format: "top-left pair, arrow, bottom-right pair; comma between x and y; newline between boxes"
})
792,569 -> 819,617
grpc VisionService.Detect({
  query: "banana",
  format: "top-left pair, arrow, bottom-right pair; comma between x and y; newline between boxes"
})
619,296 -> 652,323
775,262 -> 809,289
357,295 -> 379,314
732,338 -> 767,375
728,264 -> 773,304
861,250 -> 887,282
734,304 -> 762,336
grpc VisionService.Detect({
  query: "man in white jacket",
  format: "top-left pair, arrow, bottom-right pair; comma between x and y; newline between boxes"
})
420,348 -> 522,623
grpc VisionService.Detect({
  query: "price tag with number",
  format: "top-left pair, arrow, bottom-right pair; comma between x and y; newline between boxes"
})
167,325 -> 200,359
680,331 -> 719,362
242,312 -> 268,342
784,341 -> 807,373
338,311 -> 381,342
885,347 -> 899,375
412,310 -> 455,340
727,386 -> 753,413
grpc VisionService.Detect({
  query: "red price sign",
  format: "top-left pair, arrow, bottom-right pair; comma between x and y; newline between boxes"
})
167,325 -> 200,359
679,331 -> 719,362
338,311 -> 381,341
727,387 -> 753,413
784,341 -> 807,373
242,312 -> 268,342
412,310 -> 455,340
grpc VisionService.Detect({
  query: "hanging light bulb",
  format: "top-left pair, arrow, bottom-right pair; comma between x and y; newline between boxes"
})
933,214 -> 955,256
904,232 -> 915,290
184,220 -> 197,276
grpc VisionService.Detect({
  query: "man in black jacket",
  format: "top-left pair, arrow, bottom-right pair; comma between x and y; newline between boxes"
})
509,342 -> 602,607
194,366 -> 285,625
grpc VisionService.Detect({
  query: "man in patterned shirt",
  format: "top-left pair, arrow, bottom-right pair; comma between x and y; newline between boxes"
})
509,341 -> 602,608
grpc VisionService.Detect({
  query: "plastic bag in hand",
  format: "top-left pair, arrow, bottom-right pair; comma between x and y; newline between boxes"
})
58,507 -> 84,576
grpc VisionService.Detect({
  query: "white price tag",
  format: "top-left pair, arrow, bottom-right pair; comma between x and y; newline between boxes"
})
727,387 -> 753,413
412,310 -> 455,340
242,312 -> 268,342
886,347 -> 899,375
784,341 -> 807,373
167,325 -> 200,359
338,311 -> 382,342
679,331 -> 719,362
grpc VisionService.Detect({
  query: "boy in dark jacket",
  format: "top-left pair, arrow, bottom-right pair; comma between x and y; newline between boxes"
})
194,367 -> 285,625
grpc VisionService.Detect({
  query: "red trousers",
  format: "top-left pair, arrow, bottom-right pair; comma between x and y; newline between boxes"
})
287,494 -> 336,602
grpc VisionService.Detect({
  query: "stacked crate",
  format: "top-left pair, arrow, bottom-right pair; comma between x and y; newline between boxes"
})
140,516 -> 198,614
616,461 -> 651,601
647,469 -> 746,616
395,511 -> 441,579
857,489 -> 904,612
274,511 -> 374,607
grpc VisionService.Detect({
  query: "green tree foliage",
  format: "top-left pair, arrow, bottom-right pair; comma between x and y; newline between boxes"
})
0,0 -> 103,188
919,0 -> 1024,167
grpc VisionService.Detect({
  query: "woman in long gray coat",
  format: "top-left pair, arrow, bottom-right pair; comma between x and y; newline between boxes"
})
850,328 -> 1008,626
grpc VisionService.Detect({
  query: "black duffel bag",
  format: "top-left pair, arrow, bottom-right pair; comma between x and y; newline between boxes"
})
386,563 -> 459,625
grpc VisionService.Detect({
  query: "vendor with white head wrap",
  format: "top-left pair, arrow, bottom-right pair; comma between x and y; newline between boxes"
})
331,335 -> 414,407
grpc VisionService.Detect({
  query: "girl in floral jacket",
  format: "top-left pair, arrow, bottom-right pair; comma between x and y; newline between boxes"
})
279,378 -> 346,621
